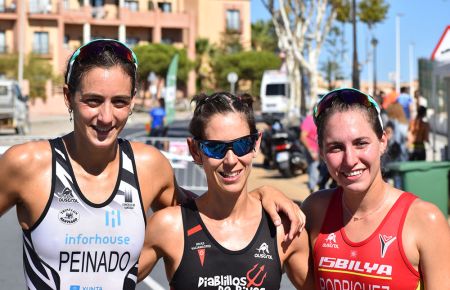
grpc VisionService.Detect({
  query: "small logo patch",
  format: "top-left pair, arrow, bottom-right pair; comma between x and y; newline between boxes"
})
246,263 -> 268,287
58,188 -> 78,203
322,233 -> 339,249
58,208 -> 80,225
121,190 -> 135,209
254,242 -> 273,260
105,209 -> 121,227
379,234 -> 396,258
197,248 -> 206,266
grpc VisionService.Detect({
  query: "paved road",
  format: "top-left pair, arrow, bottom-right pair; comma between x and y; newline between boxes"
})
0,112 -> 307,289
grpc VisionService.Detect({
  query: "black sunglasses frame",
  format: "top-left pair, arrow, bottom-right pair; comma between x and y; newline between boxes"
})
196,133 -> 260,159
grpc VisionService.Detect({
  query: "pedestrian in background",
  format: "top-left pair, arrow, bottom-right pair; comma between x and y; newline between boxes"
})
385,101 -> 409,162
397,86 -> 414,121
414,89 -> 428,108
408,105 -> 429,161
381,86 -> 398,110
149,97 -> 166,136
149,97 -> 166,149
373,90 -> 384,106
300,113 -> 329,193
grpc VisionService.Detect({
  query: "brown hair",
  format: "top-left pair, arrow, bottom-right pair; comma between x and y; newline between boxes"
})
385,103 -> 407,124
315,93 -> 384,149
65,43 -> 137,97
189,92 -> 256,139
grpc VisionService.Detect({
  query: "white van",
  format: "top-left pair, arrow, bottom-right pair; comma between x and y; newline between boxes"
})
260,70 -> 289,117
0,79 -> 30,134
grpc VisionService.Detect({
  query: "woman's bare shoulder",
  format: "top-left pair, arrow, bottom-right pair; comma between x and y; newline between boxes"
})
147,205 -> 183,242
129,141 -> 171,168
301,188 -> 335,232
301,188 -> 335,213
406,197 -> 449,230
129,140 -> 175,188
0,140 -> 52,175
403,196 -> 450,269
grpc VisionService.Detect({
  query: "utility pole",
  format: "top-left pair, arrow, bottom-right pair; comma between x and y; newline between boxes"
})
18,0 -> 25,88
395,14 -> 401,93
351,0 -> 360,89
371,37 -> 378,96
409,43 -> 415,97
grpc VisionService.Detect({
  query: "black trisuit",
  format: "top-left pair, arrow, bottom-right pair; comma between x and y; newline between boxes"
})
170,200 -> 282,290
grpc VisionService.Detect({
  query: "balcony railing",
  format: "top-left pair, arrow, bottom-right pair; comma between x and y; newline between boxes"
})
33,47 -> 49,54
0,4 -> 17,13
32,45 -> 52,57
91,6 -> 106,19
29,2 -> 53,14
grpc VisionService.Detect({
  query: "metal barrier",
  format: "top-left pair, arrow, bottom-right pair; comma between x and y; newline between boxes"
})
162,152 -> 208,195
0,135 -> 208,195
130,136 -> 208,195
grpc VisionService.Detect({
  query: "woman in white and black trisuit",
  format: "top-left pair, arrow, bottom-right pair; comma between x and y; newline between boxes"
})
0,40 -> 304,289
138,92 -> 313,289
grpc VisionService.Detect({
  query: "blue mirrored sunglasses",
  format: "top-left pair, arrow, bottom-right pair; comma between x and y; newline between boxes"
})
66,39 -> 138,82
313,88 -> 383,130
196,133 -> 259,159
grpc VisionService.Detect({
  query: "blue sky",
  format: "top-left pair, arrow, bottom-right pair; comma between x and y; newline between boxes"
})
251,0 -> 450,83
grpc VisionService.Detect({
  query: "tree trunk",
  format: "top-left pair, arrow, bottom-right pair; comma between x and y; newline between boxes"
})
284,51 -> 301,118
263,0 -> 338,114
309,69 -> 320,110
300,67 -> 307,116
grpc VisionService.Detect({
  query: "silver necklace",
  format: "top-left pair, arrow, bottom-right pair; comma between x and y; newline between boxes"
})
342,193 -> 388,222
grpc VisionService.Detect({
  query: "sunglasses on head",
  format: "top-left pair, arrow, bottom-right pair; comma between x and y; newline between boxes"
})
196,133 -> 259,159
313,88 -> 383,130
66,39 -> 138,82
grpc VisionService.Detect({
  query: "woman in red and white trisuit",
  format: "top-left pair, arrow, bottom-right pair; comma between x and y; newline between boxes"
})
302,88 -> 450,290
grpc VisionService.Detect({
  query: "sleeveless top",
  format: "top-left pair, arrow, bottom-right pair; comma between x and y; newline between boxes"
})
408,119 -> 429,149
170,200 -> 282,290
314,188 -> 421,290
22,138 -> 146,290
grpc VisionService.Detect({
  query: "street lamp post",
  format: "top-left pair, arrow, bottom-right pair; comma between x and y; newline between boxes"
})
409,43 -> 415,97
395,14 -> 402,93
18,0 -> 25,89
227,72 -> 238,94
351,0 -> 360,89
371,37 -> 378,96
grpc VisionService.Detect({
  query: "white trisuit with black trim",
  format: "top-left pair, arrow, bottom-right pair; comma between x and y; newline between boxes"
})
22,138 -> 146,290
